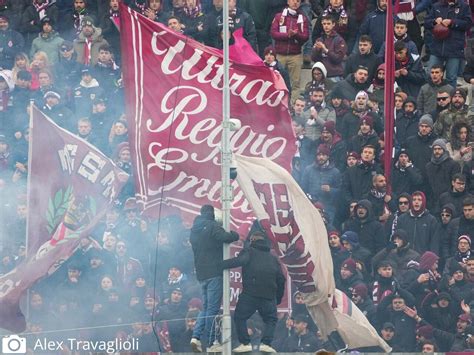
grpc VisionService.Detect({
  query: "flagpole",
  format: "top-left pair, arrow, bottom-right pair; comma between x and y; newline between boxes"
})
221,0 -> 233,354
25,100 -> 35,321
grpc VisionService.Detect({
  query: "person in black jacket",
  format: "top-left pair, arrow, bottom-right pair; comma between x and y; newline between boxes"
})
221,231 -> 285,353
395,97 -> 421,147
343,199 -> 386,257
344,35 -> 381,82
437,173 -> 473,218
446,196 -> 474,254
282,313 -> 323,352
189,204 -> 239,352
391,148 -> 423,199
394,40 -> 425,98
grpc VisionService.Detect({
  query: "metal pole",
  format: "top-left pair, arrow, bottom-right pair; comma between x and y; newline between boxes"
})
221,0 -> 232,353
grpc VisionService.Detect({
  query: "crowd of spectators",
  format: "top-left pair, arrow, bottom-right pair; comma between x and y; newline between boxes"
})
0,0 -> 473,352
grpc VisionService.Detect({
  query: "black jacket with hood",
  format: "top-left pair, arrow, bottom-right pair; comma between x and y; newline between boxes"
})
221,238 -> 285,302
190,213 -> 239,281
343,199 -> 386,256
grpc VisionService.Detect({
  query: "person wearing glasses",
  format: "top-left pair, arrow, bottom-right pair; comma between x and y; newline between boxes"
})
438,174 -> 472,218
434,88 -> 470,141
384,193 -> 412,239
417,64 -> 453,115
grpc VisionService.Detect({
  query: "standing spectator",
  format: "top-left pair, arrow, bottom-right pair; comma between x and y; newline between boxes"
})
303,62 -> 334,100
425,138 -> 461,208
351,283 -> 376,326
405,114 -> 437,186
347,115 -> 380,157
344,199 -> 385,256
384,193 -> 411,239
60,0 -> 98,40
417,65 -> 453,115
270,0 -> 309,101
189,205 -> 239,352
221,231 -> 285,353
344,35 -> 381,83
55,40 -> 82,107
447,196 -> 474,253
436,203 -> 456,261
74,68 -> 104,119
311,15 -> 346,80
431,88 -> 452,123
438,174 -> 472,218
282,314 -> 322,352
391,149 -> 423,199
367,174 -> 394,223
100,0 -> 122,63
373,229 -> 420,278
291,120 -> 315,184
302,87 -> 336,141
396,191 -> 439,255
434,88 -> 470,141
395,97 -> 420,147
93,44 -> 120,97
30,17 -> 64,66
301,144 -> 341,221
263,46 -> 291,94
238,0 -> 273,57
314,121 -> 347,173
337,257 -> 366,296
394,41 -> 425,98
42,90 -> 76,131
378,18 -> 418,58
425,0 -> 472,88
73,16 -> 109,66
446,121 -> 472,168
142,0 -> 170,24
340,230 -> 371,270
330,65 -> 371,103
376,290 -> 417,351
358,0 -> 394,54
343,145 -> 383,203
20,0 -> 59,47
0,15 -> 24,70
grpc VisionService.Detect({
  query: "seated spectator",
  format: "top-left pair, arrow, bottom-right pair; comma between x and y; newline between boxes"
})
311,15 -> 346,80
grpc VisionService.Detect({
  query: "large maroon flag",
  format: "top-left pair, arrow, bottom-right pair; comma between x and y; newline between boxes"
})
120,5 -> 295,231
0,107 -> 128,333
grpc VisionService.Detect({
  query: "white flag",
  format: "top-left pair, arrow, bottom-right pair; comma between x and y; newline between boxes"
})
235,154 -> 391,352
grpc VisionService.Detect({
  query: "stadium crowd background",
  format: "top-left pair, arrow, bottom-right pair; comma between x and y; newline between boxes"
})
0,0 -> 474,352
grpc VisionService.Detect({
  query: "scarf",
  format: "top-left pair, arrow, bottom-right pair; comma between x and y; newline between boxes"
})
73,11 -> 85,33
372,278 -> 395,305
133,0 -> 146,13
455,249 -> 471,263
167,273 -> 183,285
370,188 -> 386,200
83,38 -> 92,66
322,5 -> 348,19
33,0 -> 50,16
430,151 -> 449,165
183,2 -> 202,18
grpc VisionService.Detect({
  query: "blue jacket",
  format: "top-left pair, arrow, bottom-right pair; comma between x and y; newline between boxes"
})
301,161 -> 341,211
359,7 -> 398,53
425,0 -> 472,58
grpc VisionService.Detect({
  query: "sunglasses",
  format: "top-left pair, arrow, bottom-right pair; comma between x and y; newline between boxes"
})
60,47 -> 70,52
399,201 -> 409,205
437,96 -> 449,101
441,213 -> 451,217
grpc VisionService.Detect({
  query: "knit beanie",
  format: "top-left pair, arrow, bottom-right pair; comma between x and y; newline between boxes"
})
360,115 -> 374,129
419,251 -> 439,271
317,144 -> 331,156
322,121 -> 336,135
341,231 -> 359,248
355,91 -> 369,100
392,229 -> 408,244
352,283 -> 368,298
454,87 -> 467,100
417,325 -> 434,339
342,258 -> 357,274
312,62 -> 327,78
419,114 -> 434,129
458,235 -> 472,247
432,138 -> 447,152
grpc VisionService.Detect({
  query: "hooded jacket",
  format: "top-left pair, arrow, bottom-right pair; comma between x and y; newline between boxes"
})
190,215 -> 239,281
221,238 -> 285,302
396,193 -> 440,255
394,51 -> 425,98
73,27 -> 109,66
391,152 -> 423,197
30,31 -> 64,66
395,99 -> 421,146
405,131 -> 438,180
343,199 -> 386,256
